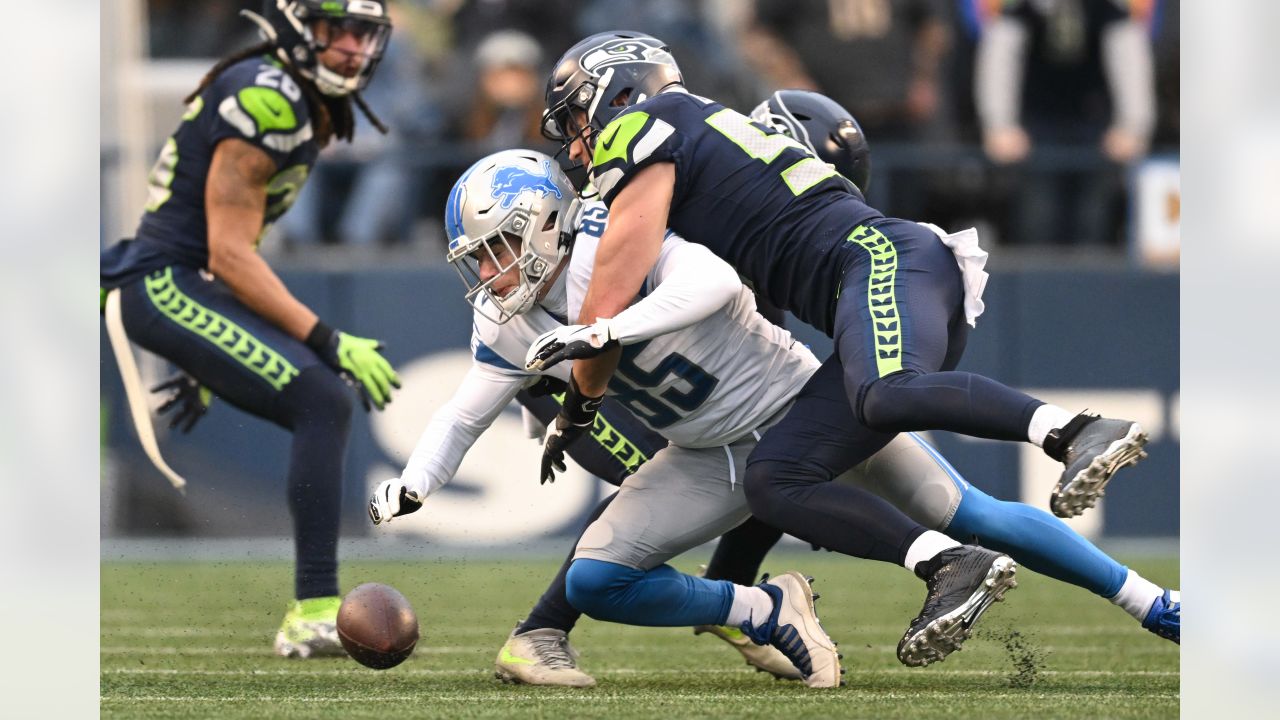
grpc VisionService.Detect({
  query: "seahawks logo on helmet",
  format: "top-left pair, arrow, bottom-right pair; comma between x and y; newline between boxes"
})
490,161 -> 563,209
579,39 -> 675,76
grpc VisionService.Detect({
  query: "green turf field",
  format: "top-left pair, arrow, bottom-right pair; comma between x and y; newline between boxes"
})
101,552 -> 1178,719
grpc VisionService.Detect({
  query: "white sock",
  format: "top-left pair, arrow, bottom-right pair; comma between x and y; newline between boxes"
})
903,531 -> 962,573
725,585 -> 775,628
1028,404 -> 1075,447
1109,569 -> 1164,621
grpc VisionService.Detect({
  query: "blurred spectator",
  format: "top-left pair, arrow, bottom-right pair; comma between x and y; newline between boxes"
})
147,0 -> 258,58
576,0 -> 758,111
455,30 -> 550,153
975,0 -> 1157,164
279,5 -> 446,248
974,0 -> 1157,246
742,0 -> 953,142
447,0 -> 582,61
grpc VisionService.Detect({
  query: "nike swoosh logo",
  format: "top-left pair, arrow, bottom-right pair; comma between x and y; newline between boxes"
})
600,125 -> 622,152
500,647 -> 535,665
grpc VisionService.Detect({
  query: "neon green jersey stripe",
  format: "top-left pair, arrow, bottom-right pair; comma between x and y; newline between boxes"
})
847,226 -> 903,377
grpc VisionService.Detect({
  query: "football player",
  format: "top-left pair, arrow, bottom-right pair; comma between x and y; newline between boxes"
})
373,149 -> 1030,689
100,1 -> 399,658
744,89 -> 1177,645
532,31 -> 1153,665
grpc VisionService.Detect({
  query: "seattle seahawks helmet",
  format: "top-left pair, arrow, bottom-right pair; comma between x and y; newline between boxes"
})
542,31 -> 684,160
241,0 -> 391,97
445,150 -> 582,324
751,90 -> 872,195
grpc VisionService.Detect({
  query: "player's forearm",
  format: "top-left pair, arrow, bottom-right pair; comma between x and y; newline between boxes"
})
609,242 -> 741,343
209,245 -> 317,340
571,345 -> 622,398
400,364 -> 523,496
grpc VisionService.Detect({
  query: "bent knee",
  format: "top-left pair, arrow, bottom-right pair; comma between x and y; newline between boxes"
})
858,370 -> 924,431
565,559 -> 639,618
283,367 -> 355,429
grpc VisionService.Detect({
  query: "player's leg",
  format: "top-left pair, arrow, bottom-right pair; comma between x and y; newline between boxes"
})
119,267 -> 353,657
744,357 -> 1019,667
564,441 -> 842,687
847,432 -> 1178,644
842,220 -> 1148,518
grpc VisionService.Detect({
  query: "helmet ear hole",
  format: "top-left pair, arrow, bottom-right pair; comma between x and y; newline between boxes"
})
542,210 -> 559,232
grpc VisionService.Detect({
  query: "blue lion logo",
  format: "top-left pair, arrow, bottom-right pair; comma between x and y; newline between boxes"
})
490,162 -> 563,209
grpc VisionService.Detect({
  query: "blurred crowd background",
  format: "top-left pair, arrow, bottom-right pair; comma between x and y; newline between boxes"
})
103,0 -> 1180,264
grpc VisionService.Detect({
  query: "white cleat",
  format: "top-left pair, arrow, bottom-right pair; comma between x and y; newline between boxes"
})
742,572 -> 843,688
693,624 -> 803,680
494,625 -> 596,688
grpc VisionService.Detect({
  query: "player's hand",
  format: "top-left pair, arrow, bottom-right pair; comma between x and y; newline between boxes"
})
526,375 -> 568,398
540,377 -> 604,484
151,373 -> 212,433
368,478 -> 423,525
307,322 -> 402,411
525,321 -> 618,372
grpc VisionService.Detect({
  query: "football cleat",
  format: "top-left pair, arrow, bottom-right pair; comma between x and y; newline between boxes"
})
494,625 -> 596,688
1044,414 -> 1149,518
693,624 -> 803,680
274,596 -> 345,659
1142,589 -> 1180,644
740,572 -> 842,688
898,546 -> 1018,667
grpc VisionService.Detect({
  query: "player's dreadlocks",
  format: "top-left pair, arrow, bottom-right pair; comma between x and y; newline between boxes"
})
184,42 -> 387,148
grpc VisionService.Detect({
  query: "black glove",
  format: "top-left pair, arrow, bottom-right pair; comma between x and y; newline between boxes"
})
540,375 -> 604,485
151,373 -> 212,433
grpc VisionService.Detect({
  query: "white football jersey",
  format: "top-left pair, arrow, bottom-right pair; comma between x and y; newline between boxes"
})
564,201 -> 819,448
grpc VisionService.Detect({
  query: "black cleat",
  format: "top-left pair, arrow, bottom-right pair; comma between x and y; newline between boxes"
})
1044,414 -> 1149,518
897,546 -> 1018,667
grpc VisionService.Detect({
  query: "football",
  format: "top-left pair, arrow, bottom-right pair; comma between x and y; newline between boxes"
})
336,582 -> 420,669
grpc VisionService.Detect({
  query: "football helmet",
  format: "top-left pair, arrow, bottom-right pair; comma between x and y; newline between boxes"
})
750,90 -> 872,195
542,31 -> 683,161
445,150 -> 582,324
241,0 -> 392,97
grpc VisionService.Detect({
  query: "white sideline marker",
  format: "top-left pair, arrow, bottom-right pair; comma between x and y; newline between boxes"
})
104,289 -> 187,492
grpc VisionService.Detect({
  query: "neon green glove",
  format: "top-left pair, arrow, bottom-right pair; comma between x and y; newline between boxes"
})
306,321 -> 401,411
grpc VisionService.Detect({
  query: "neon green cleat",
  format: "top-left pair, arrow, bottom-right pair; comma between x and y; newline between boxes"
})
693,624 -> 804,680
273,596 -> 345,659
494,624 -> 596,687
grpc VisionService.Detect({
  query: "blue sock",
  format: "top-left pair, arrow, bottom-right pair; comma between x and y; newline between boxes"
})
565,559 -> 736,627
948,484 -> 1128,597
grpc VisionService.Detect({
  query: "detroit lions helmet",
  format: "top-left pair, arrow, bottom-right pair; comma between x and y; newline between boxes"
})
445,150 -> 582,324
750,90 -> 872,195
241,0 -> 391,97
542,31 -> 684,159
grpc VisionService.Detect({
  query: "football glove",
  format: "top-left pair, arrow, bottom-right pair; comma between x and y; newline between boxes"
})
368,478 -> 424,525
540,376 -> 604,484
306,321 -> 401,411
151,373 -> 212,433
525,320 -> 618,372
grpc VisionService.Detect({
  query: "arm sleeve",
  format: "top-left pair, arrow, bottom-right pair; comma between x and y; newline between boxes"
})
398,361 -> 526,498
973,15 -> 1029,131
606,236 -> 742,344
1101,19 -> 1156,139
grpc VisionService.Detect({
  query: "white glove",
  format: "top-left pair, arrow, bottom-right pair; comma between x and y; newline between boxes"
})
525,320 -> 617,372
367,478 -> 424,525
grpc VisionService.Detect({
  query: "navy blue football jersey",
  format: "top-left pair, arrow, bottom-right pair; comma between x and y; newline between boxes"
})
102,55 -> 319,288
589,91 -> 883,334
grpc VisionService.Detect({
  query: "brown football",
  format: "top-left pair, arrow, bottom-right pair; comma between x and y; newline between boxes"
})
336,583 -> 419,669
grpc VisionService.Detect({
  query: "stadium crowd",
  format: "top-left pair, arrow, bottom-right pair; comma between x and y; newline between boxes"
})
145,0 -> 1179,251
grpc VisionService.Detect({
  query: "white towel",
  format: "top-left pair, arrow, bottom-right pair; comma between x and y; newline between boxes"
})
918,222 -> 989,328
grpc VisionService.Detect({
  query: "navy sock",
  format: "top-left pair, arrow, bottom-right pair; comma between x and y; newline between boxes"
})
860,370 -> 1043,442
948,485 -> 1128,597
518,492 -> 618,634
566,559 -> 735,626
704,517 -> 783,585
279,368 -> 353,600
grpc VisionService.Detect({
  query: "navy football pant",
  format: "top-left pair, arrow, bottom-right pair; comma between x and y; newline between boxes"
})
514,393 -> 787,634
746,220 -> 1041,563
119,266 -> 352,600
